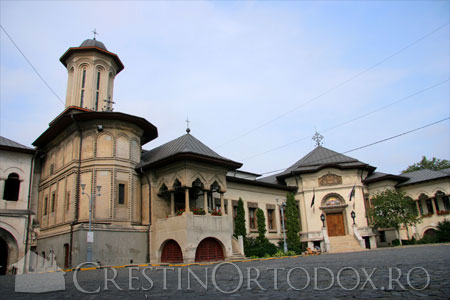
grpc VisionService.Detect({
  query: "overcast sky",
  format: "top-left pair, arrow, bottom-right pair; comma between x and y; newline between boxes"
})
1,1 -> 449,176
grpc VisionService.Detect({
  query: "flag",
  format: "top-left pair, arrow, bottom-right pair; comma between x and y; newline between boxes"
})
311,188 -> 315,207
349,185 -> 355,202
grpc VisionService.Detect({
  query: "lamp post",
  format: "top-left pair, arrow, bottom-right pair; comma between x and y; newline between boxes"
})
351,210 -> 356,225
81,184 -> 101,264
320,213 -> 326,227
277,198 -> 288,253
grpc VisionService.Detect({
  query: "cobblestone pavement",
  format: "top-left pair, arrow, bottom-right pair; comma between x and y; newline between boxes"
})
1,244 -> 449,299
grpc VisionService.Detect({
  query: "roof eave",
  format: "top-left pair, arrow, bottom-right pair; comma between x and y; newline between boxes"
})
227,176 -> 297,191
277,163 -> 376,180
59,46 -> 124,74
137,153 -> 242,171
0,145 -> 35,154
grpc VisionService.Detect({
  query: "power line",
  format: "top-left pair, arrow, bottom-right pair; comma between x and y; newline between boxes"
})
0,24 -> 64,105
242,78 -> 449,161
217,21 -> 450,148
249,117 -> 450,179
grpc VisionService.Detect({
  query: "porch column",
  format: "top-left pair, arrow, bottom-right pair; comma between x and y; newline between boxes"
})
416,200 -> 421,216
185,188 -> 190,213
220,192 -> 225,215
170,191 -> 175,216
203,190 -> 208,212
431,197 -> 437,215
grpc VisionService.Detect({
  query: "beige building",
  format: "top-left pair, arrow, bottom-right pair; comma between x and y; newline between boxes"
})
25,37 -> 450,268
0,136 -> 38,274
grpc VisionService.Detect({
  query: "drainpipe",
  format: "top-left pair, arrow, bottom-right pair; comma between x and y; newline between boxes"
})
23,149 -> 37,273
71,114 -> 83,267
140,168 -> 151,263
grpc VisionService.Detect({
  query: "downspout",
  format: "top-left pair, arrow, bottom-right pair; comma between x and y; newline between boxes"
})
140,167 -> 151,263
23,149 -> 37,273
71,114 -> 83,267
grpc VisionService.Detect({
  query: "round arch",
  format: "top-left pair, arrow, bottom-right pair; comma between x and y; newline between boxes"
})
423,228 -> 437,238
160,239 -> 183,263
195,237 -> 225,262
321,193 -> 346,207
0,227 -> 19,275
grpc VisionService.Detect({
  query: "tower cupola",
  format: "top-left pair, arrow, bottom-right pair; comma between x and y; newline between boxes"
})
59,38 -> 124,111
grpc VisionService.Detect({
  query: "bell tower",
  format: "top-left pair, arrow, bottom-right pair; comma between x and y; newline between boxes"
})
59,37 -> 124,111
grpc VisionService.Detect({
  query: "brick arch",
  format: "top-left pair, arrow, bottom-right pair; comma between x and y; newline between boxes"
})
195,237 -> 225,262
160,239 -> 183,263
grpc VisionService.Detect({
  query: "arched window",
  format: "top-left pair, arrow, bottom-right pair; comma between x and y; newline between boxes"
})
80,67 -> 87,107
3,173 -> 20,201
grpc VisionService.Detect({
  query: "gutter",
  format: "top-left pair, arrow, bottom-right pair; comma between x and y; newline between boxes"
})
23,149 -> 37,273
140,168 -> 151,263
71,114 -> 83,267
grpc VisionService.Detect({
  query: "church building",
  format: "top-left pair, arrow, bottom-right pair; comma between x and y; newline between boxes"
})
4,37 -> 447,271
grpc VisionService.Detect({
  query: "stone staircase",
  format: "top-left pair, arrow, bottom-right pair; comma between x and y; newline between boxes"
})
229,251 -> 246,260
328,235 -> 366,253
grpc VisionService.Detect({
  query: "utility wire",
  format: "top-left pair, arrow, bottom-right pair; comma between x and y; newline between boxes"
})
0,24 -> 64,105
242,78 -> 449,161
246,117 -> 450,179
217,21 -> 450,148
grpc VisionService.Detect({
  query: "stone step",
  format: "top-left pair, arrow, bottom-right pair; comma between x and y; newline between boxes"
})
328,235 -> 366,253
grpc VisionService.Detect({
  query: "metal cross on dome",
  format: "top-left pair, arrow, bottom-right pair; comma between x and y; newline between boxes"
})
186,117 -> 191,133
312,130 -> 324,147
92,28 -> 98,40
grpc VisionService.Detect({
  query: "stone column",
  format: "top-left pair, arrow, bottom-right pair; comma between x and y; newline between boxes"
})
185,188 -> 190,213
220,192 -> 225,215
203,190 -> 208,213
416,200 -> 421,216
431,198 -> 437,215
170,191 -> 175,216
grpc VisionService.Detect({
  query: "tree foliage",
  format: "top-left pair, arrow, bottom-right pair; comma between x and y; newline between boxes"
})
402,156 -> 450,173
285,192 -> 302,253
368,189 -> 421,230
256,208 -> 266,240
436,219 -> 450,242
234,198 -> 246,239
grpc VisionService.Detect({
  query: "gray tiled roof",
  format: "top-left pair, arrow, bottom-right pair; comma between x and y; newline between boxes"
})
278,146 -> 372,177
0,136 -> 33,150
257,173 -> 281,185
397,169 -> 450,186
137,133 -> 240,169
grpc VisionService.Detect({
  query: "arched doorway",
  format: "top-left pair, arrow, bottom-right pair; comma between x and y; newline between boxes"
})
161,240 -> 183,263
195,238 -> 224,262
0,228 -> 19,275
423,228 -> 437,238
0,237 -> 8,275
321,194 -> 347,237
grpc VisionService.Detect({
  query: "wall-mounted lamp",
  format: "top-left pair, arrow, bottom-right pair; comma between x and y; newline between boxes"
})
320,213 -> 326,227
351,210 -> 356,225
97,125 -> 103,132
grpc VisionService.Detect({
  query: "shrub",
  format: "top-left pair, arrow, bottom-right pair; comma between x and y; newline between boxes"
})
244,237 -> 278,258
234,198 -> 246,239
417,234 -> 438,244
391,239 -> 400,246
436,219 -> 450,242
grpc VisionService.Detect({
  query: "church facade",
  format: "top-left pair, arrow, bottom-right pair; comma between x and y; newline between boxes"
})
3,37 -> 447,271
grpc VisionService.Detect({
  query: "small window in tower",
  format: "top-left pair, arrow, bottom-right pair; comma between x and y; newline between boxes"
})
96,71 -> 101,90
118,183 -> 126,205
51,192 -> 56,213
44,196 -> 48,215
80,90 -> 85,107
81,69 -> 87,88
95,92 -> 99,111
3,173 -> 20,201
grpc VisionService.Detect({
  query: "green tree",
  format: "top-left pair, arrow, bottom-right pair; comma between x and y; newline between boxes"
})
256,208 -> 266,241
368,189 -> 421,245
402,156 -> 450,173
234,198 -> 246,239
285,192 -> 302,253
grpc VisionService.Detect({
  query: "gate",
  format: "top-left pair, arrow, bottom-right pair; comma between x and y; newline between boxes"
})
161,240 -> 183,263
195,238 -> 224,262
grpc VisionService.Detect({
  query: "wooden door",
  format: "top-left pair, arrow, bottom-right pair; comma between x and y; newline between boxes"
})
195,238 -> 224,262
161,240 -> 183,263
326,213 -> 345,236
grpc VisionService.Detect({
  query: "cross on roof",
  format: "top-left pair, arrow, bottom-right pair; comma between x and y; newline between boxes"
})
92,28 -> 98,40
186,117 -> 191,133
312,130 -> 324,147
